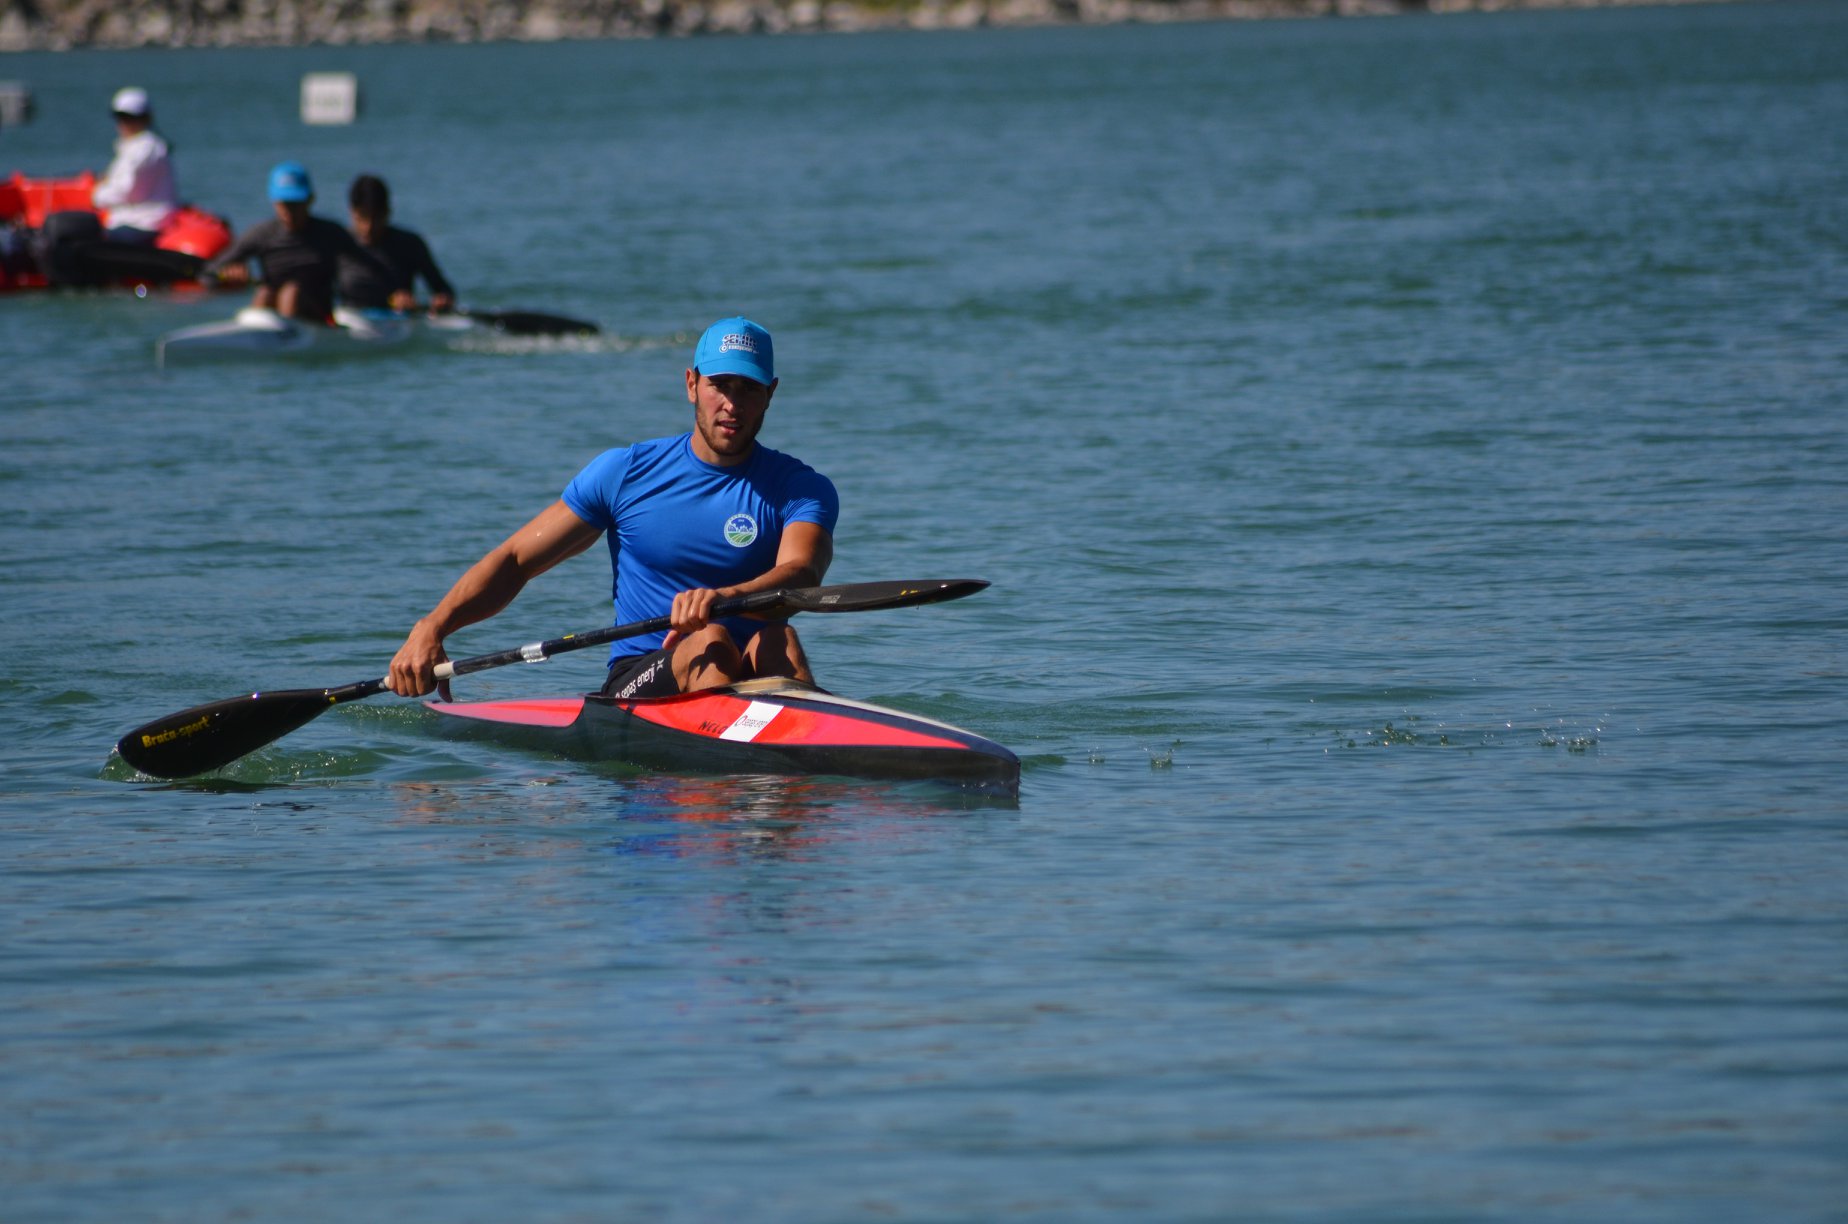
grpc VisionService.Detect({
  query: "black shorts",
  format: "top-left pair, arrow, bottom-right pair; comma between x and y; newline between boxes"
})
598,646 -> 679,699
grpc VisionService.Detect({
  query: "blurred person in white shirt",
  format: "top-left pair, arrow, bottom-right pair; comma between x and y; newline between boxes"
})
91,87 -> 178,245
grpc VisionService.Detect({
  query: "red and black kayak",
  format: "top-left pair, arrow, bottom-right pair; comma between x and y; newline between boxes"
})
428,677 -> 1020,793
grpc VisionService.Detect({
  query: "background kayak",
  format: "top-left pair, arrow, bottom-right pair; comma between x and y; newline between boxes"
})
155,304 -> 415,364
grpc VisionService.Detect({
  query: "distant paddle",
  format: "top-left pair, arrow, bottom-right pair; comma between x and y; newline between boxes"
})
114,579 -> 990,779
454,306 -> 598,337
76,243 -> 206,285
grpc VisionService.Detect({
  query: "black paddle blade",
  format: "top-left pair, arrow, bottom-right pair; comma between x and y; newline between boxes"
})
115,688 -> 338,779
75,242 -> 206,286
470,309 -> 599,337
778,578 -> 989,614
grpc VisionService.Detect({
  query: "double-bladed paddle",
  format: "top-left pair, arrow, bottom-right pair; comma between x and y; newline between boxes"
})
114,578 -> 989,780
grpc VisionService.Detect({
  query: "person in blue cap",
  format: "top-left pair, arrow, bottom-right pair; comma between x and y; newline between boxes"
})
387,317 -> 840,702
205,161 -> 391,322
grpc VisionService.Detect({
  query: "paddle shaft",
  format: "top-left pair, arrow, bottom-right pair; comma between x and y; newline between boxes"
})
436,579 -> 986,680
281,606 -> 693,709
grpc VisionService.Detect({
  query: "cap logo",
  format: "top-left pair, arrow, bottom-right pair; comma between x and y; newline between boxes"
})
723,513 -> 758,548
719,333 -> 759,356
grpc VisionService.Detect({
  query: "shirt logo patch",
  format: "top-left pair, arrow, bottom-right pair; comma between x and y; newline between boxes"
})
724,513 -> 758,548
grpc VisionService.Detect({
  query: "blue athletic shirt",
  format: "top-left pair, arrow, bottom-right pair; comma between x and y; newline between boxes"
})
561,433 -> 840,663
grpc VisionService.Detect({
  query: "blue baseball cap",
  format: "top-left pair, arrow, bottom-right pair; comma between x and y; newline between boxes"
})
267,161 -> 314,203
693,317 -> 775,385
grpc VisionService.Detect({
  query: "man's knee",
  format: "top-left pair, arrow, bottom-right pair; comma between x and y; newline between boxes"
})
744,623 -> 809,679
752,623 -> 801,654
679,623 -> 738,653
672,624 -> 744,688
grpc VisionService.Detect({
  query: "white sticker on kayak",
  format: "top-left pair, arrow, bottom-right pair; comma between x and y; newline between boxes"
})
719,701 -> 780,742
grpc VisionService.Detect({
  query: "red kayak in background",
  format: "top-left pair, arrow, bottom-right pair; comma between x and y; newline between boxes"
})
0,171 -> 232,292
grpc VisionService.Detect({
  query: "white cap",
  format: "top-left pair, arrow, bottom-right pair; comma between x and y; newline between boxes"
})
111,87 -> 150,117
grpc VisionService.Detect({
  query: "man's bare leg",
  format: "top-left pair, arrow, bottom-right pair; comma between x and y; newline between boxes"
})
743,623 -> 813,685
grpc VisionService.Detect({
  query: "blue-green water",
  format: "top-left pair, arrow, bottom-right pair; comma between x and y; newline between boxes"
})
4,4 -> 1846,1219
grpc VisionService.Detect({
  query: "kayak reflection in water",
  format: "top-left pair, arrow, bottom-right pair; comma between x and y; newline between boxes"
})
204,161 -> 391,324
338,173 -> 455,316
387,317 -> 841,703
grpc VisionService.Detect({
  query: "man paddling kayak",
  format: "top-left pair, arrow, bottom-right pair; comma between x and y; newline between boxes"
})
206,162 -> 390,323
338,174 -> 455,314
387,317 -> 840,701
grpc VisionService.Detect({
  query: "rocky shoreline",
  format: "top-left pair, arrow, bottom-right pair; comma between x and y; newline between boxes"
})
1,0 -> 1679,51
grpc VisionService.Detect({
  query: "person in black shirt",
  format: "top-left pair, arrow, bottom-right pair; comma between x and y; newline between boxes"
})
206,162 -> 390,324
339,174 -> 455,314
